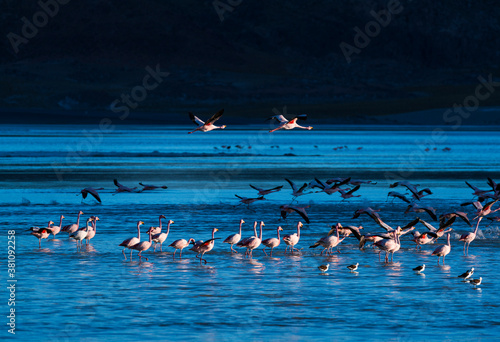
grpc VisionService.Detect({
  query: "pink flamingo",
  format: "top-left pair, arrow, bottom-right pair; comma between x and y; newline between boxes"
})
223,219 -> 245,253
70,218 -> 93,248
283,221 -> 303,253
118,221 -> 144,260
188,109 -> 226,134
85,216 -> 99,244
191,228 -> 218,264
29,223 -> 53,248
432,233 -> 452,265
268,114 -> 312,133
129,228 -> 154,262
240,221 -> 264,258
237,221 -> 258,249
49,215 -> 64,238
262,226 -> 283,256
62,211 -> 83,235
152,219 -> 173,251
79,187 -> 103,203
139,182 -> 168,191
169,238 -> 195,259
374,228 -> 401,262
459,217 -> 483,255
150,215 -> 167,235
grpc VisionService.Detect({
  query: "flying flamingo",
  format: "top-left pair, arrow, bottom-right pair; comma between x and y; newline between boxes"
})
285,178 -> 310,201
70,217 -> 93,248
339,185 -> 361,200
374,228 -> 401,262
188,109 -> 226,134
387,191 -> 411,204
405,203 -> 438,221
129,228 -> 154,262
49,215 -> 64,238
152,220 -> 174,252
283,221 -> 303,253
223,219 -> 245,253
118,221 -> 144,260
191,228 -> 219,264
240,221 -> 264,258
235,195 -> 265,209
113,179 -> 139,193
280,205 -> 310,223
150,215 -> 167,235
262,226 -> 283,256
85,216 -> 99,244
431,233 -> 451,265
139,182 -> 168,191
29,223 -> 53,248
79,187 -> 103,203
62,211 -> 84,235
268,114 -> 313,133
169,238 -> 195,259
249,184 -> 283,196
459,217 -> 483,255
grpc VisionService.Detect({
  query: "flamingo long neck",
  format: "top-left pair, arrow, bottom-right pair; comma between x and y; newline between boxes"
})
259,222 -> 264,239
276,228 -> 281,240
159,216 -> 163,229
473,217 -> 482,235
86,220 -> 92,231
59,216 -> 64,227
137,224 -> 141,240
212,229 -> 216,239
253,222 -> 257,236
336,226 -> 339,240
297,223 -> 301,238
447,234 -> 450,246
148,231 -> 152,243
76,212 -> 82,226
48,221 -> 52,227
166,222 -> 171,235
238,221 -> 243,235
93,220 -> 97,232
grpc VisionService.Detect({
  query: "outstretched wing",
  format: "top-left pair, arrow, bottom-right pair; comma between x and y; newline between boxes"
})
268,115 -> 288,124
113,179 -> 122,188
289,206 -> 310,224
206,109 -> 224,125
189,112 -> 205,126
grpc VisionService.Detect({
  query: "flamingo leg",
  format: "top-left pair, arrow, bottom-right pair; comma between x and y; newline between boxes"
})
179,249 -> 183,258
130,250 -> 133,259
270,247 -> 274,256
466,243 -> 470,256
263,248 -> 268,256
160,244 -> 163,252
172,250 -> 177,259
38,239 -> 41,248
122,249 -> 127,260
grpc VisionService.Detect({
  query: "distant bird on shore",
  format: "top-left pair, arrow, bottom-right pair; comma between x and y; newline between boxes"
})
458,267 -> 474,280
139,182 -> 168,191
249,184 -> 283,196
80,187 -> 103,203
267,114 -> 312,133
188,109 -> 226,134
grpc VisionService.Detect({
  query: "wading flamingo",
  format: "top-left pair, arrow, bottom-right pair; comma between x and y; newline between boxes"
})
119,221 -> 144,260
283,221 -> 303,253
223,219 -> 245,253
152,219 -> 173,251
262,226 -> 283,256
169,238 -> 195,259
432,233 -> 451,265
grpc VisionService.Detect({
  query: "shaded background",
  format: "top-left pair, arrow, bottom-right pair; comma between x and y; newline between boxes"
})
1,0 -> 500,124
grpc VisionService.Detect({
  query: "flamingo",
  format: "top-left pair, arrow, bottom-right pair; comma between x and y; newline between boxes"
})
374,228 -> 401,262
432,233 -> 451,265
240,221 -> 264,258
85,216 -> 99,244
188,109 -> 226,134
387,191 -> 411,204
262,226 -> 283,256
339,185 -> 361,200
309,224 -> 345,255
465,181 -> 492,197
285,178 -> 309,201
314,177 -> 351,195
150,215 -> 167,235
412,188 -> 433,201
283,221 -> 303,253
139,182 -> 168,191
49,215 -> 64,238
62,211 -> 84,235
192,228 -> 219,264
152,219 -> 173,252
249,184 -> 283,196
268,114 -> 312,133
280,205 -> 310,223
439,211 -> 471,227
417,217 -> 454,240
223,219 -> 245,253
235,195 -> 265,209
79,187 -> 103,203
29,224 -> 53,248
70,218 -> 93,248
113,179 -> 139,193
118,221 -> 144,260
405,203 -> 438,221
459,217 -> 483,255
129,228 -> 154,262
237,221 -> 258,249
411,231 -> 436,249
389,181 -> 422,200
169,238 -> 195,259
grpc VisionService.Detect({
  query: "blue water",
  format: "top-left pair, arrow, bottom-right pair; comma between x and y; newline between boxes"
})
1,124 -> 500,341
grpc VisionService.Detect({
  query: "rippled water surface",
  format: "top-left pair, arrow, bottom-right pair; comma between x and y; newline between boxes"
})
1,124 -> 500,341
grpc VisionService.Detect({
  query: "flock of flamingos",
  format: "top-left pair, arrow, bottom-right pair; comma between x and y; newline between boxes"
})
27,111 -> 499,289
